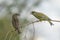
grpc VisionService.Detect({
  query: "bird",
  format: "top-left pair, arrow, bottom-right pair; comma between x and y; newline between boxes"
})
31,11 -> 54,26
12,13 -> 21,34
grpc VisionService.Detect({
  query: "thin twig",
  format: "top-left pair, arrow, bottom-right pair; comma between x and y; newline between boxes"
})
4,30 -> 14,40
14,33 -> 19,40
25,20 -> 60,26
9,30 -> 18,40
32,23 -> 35,40
22,20 -> 39,27
9,33 -> 13,40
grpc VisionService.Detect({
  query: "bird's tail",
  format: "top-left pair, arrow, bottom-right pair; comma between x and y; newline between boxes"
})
17,29 -> 21,34
51,20 -> 60,22
15,29 -> 21,34
48,21 -> 54,26
48,20 -> 60,26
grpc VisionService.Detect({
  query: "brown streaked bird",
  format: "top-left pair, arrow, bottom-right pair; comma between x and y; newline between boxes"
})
12,13 -> 21,34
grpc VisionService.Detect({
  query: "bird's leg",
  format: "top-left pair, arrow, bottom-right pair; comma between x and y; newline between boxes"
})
32,20 -> 40,24
48,21 -> 54,26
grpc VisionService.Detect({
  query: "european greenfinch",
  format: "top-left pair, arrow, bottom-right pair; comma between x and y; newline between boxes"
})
31,11 -> 54,26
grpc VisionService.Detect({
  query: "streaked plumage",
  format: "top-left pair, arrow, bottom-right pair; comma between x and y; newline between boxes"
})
12,13 -> 21,34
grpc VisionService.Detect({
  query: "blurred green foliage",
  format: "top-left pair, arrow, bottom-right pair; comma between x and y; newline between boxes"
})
0,15 -> 19,40
0,0 -> 41,40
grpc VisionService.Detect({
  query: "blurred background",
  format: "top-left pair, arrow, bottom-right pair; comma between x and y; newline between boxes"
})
0,0 -> 60,40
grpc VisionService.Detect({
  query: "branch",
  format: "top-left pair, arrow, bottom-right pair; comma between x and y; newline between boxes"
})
31,23 -> 35,40
4,30 -> 14,40
23,19 -> 60,27
24,20 -> 39,26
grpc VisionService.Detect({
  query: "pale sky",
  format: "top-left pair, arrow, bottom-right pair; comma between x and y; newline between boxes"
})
32,0 -> 60,40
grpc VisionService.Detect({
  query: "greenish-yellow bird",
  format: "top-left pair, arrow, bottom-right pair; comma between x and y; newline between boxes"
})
31,11 -> 54,26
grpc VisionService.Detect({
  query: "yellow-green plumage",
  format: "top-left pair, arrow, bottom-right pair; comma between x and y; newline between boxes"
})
31,11 -> 54,26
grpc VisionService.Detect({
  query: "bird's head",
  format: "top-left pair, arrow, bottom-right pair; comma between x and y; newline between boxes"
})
31,11 -> 37,15
14,13 -> 20,16
13,13 -> 20,16
12,13 -> 20,18
31,11 -> 35,14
